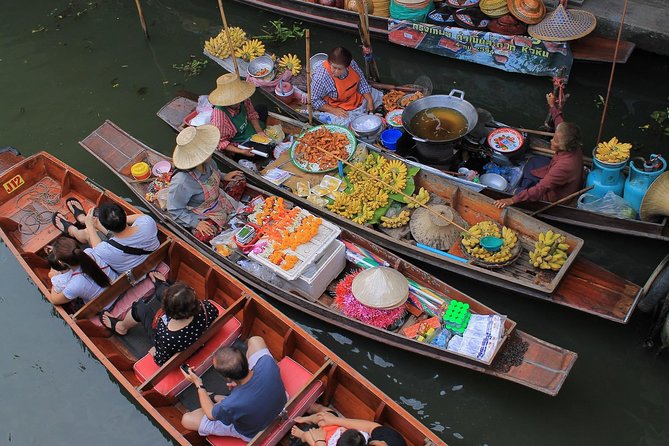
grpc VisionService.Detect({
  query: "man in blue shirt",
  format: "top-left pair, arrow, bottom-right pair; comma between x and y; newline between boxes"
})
181,336 -> 287,440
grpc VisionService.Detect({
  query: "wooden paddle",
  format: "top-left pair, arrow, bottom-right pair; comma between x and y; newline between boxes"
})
133,0 -> 150,40
529,186 -> 594,217
217,0 -> 239,77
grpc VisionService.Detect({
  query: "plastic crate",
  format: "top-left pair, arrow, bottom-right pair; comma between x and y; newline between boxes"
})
288,239 -> 346,301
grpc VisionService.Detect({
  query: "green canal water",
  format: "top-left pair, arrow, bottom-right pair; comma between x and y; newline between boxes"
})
1,1 -> 668,445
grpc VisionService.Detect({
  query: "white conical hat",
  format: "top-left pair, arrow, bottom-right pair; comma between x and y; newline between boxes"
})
351,267 -> 409,309
528,4 -> 597,42
172,125 -> 220,170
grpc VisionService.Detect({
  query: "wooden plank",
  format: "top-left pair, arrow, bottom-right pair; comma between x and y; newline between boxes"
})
571,35 -> 635,63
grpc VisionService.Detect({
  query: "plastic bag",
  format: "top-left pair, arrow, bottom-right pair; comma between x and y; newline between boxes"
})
196,95 -> 213,114
156,188 -> 169,210
576,191 -> 637,219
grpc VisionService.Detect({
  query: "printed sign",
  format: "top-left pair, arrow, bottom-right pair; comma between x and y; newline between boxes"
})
3,174 -> 25,194
388,20 -> 572,78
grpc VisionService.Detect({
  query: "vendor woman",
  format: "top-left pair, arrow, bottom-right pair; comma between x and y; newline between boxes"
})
167,125 -> 246,243
494,93 -> 583,208
209,73 -> 268,157
311,46 -> 382,126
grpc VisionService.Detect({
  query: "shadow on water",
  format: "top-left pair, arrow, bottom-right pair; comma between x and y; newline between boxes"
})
1,0 -> 669,445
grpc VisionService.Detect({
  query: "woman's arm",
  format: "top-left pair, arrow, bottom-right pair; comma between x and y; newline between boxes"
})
512,161 -> 574,204
316,412 -> 380,433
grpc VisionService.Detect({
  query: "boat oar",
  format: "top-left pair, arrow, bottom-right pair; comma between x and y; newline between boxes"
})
529,186 -> 593,217
305,29 -> 313,125
133,0 -> 150,40
217,0 -> 240,77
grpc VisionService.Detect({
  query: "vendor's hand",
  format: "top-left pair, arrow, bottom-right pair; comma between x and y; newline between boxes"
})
332,108 -> 348,118
546,93 -> 556,108
228,145 -> 254,157
195,220 -> 216,237
256,130 -> 268,139
84,208 -> 97,228
493,198 -> 515,209
223,170 -> 245,182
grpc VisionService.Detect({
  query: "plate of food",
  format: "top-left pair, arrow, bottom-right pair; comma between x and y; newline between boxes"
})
290,125 -> 356,173
487,128 -> 524,153
385,109 -> 404,128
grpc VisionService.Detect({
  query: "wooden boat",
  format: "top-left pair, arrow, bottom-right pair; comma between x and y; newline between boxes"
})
0,151 -> 444,445
157,101 -> 642,323
80,120 -> 578,396
228,0 -> 634,64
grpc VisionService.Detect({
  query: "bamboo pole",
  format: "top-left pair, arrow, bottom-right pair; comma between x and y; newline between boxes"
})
217,0 -> 239,77
305,29 -> 313,125
529,186 -> 593,217
134,0 -> 150,40
355,0 -> 380,81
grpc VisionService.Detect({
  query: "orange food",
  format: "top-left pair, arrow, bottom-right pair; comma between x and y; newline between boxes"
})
294,127 -> 350,170
383,90 -> 405,112
399,91 -> 423,107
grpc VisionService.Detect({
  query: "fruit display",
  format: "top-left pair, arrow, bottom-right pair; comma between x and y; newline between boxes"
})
234,39 -> 265,62
595,137 -> 632,164
528,230 -> 569,271
461,221 -> 519,264
278,54 -> 302,76
380,210 -> 411,228
203,27 -> 247,59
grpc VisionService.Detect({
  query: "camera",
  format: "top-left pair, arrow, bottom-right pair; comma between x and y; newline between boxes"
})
180,364 -> 191,373
93,208 -> 99,218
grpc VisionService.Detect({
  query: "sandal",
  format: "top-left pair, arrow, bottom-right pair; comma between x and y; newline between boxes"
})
65,197 -> 87,228
99,312 -> 125,336
52,212 -> 74,236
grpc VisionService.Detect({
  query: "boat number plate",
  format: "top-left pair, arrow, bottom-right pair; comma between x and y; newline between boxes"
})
3,174 -> 25,194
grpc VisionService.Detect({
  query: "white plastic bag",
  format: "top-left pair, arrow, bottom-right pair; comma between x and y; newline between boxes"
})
576,191 -> 636,219
156,188 -> 169,210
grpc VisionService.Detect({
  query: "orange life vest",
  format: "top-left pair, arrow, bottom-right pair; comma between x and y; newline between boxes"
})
323,60 -> 363,111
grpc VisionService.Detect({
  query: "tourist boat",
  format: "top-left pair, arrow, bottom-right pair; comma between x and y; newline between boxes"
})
0,151 -> 443,445
80,120 -> 578,396
156,102 -> 643,323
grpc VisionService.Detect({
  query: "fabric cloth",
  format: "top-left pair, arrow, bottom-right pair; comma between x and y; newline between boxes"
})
206,348 -> 287,438
517,155 -> 551,190
50,248 -> 118,307
193,218 -> 220,244
311,60 -> 371,111
222,103 -> 256,143
209,99 -> 260,152
312,88 -> 383,126
369,426 -> 407,446
187,163 -> 228,228
93,215 -> 160,273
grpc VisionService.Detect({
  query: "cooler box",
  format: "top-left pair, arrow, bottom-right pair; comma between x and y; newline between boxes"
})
288,239 -> 346,301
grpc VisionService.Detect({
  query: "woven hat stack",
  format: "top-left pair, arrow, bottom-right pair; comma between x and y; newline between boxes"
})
351,267 -> 409,310
372,0 -> 390,17
507,0 -> 545,25
208,73 -> 256,107
528,3 -> 597,41
172,125 -> 220,170
479,0 -> 509,18
488,13 -> 527,35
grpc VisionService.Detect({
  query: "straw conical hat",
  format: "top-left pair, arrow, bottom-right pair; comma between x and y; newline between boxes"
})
351,267 -> 409,310
507,0 -> 545,25
640,172 -> 669,221
528,4 -> 597,41
208,73 -> 256,107
410,204 -> 467,251
172,125 -> 220,170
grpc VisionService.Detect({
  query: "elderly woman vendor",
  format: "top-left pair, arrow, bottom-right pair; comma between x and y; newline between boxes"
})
311,46 -> 382,126
167,125 -> 246,243
209,73 -> 267,156
494,93 -> 584,208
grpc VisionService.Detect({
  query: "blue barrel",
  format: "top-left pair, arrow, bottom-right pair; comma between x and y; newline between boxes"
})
585,150 -> 626,199
624,156 -> 667,214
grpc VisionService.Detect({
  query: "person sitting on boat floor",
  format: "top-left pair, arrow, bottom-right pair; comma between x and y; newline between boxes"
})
290,404 -> 406,446
310,46 -> 382,126
168,124 -> 246,244
494,93 -> 584,209
46,236 -> 118,309
100,274 -> 219,365
208,72 -> 269,157
181,336 -> 287,441
52,200 -> 160,274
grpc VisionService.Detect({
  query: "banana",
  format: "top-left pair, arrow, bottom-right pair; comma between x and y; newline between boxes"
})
408,187 -> 430,208
380,210 -> 410,228
234,39 -> 265,62
203,27 -> 247,59
528,230 -> 569,271
278,54 -> 302,76
595,136 -> 632,163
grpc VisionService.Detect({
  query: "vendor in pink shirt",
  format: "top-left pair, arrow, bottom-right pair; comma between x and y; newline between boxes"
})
494,93 -> 584,209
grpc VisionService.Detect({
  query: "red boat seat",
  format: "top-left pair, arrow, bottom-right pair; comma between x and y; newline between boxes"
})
207,356 -> 324,446
89,262 -> 170,327
133,301 -> 242,398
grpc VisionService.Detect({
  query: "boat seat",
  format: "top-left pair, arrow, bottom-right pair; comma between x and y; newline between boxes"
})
133,301 -> 242,398
89,262 -> 170,327
207,356 -> 324,446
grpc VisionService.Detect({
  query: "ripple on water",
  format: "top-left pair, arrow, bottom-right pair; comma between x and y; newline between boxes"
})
430,422 -> 445,433
367,352 -> 394,368
453,432 -> 464,440
329,332 -> 353,345
451,384 -> 463,391
399,396 -> 426,411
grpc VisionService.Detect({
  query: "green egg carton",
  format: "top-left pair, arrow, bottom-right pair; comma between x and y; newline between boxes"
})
442,300 -> 471,334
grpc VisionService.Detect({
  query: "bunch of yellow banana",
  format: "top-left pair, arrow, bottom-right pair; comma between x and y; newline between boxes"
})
528,230 -> 570,271
501,226 -> 518,250
595,136 -> 632,163
352,205 -> 375,225
462,220 -> 500,246
462,221 -> 517,264
203,27 -> 247,59
382,159 -> 408,190
469,246 -> 513,264
408,187 -> 430,209
234,39 -> 265,62
328,193 -> 361,218
278,54 -> 302,76
380,210 -> 410,228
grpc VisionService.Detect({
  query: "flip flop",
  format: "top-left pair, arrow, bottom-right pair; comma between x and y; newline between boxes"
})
65,197 -> 87,226
99,312 -> 124,336
52,212 -> 74,236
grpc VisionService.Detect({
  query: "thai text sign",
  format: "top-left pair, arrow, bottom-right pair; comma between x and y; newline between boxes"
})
388,20 -> 572,77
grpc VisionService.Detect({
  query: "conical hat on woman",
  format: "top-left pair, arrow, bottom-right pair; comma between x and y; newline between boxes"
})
172,125 -> 220,170
208,73 -> 256,107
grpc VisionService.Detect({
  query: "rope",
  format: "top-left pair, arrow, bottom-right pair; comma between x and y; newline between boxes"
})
15,178 -> 62,235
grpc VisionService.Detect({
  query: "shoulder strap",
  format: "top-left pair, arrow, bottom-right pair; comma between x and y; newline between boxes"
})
107,238 -> 153,256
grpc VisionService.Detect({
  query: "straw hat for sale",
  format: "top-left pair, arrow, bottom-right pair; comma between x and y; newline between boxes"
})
172,125 -> 220,170
507,0 -> 546,25
410,204 -> 467,251
528,3 -> 597,41
208,73 -> 256,107
488,13 -> 527,35
351,267 -> 409,310
480,0 -> 509,18
640,172 -> 669,221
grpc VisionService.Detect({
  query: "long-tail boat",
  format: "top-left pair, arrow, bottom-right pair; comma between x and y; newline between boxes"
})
80,120 -> 577,396
0,151 -> 444,445
156,100 -> 644,323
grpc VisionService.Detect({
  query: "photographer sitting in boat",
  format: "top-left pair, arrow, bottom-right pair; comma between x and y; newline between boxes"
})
100,274 -> 219,365
167,124 -> 246,244
46,236 -> 117,308
209,73 -> 268,157
311,46 -> 382,126
494,93 -> 583,208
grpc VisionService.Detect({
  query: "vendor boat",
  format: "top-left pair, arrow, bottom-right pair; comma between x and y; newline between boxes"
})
156,102 -> 644,323
0,150 -> 444,446
80,120 -> 578,396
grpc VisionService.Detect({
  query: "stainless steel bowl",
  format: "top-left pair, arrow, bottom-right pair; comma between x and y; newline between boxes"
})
351,114 -> 383,137
247,55 -> 275,81
310,53 -> 327,71
479,173 -> 508,191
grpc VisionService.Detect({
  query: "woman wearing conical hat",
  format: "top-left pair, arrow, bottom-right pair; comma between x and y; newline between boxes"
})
167,124 -> 246,243
209,73 -> 268,157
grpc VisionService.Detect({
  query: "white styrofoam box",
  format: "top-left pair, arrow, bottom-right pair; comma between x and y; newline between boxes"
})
288,239 -> 346,301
